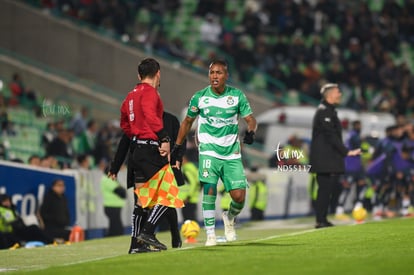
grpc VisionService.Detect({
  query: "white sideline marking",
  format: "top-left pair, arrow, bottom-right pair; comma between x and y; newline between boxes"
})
61,255 -> 119,266
3,229 -> 316,272
251,228 -> 317,243
4,221 -> 382,272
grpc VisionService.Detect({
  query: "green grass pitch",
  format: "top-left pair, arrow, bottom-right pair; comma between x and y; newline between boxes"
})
2,217 -> 414,274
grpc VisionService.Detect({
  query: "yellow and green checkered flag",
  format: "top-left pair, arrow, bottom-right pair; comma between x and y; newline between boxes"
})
135,164 -> 184,209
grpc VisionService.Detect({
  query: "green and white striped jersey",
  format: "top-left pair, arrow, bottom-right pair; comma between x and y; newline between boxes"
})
186,85 -> 253,159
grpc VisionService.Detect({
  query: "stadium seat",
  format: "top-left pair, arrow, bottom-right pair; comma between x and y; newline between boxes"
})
135,8 -> 150,25
250,72 -> 267,91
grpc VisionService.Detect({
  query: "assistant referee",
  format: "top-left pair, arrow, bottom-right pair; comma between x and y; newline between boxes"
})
119,58 -> 172,250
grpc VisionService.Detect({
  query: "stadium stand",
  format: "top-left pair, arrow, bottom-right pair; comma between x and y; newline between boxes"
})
1,0 -> 413,165
0,53 -> 122,165
20,0 -> 414,115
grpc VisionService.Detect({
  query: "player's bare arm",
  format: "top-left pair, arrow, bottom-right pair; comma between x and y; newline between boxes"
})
244,114 -> 257,133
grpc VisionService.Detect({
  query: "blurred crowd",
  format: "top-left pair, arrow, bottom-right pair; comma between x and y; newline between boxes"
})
28,0 -> 414,116
0,72 -> 123,171
269,116 -> 414,219
39,106 -> 123,170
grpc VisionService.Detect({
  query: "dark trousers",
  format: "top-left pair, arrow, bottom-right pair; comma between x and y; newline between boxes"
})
104,207 -> 124,236
0,232 -> 19,249
44,226 -> 71,241
181,203 -> 197,222
251,208 -> 264,221
316,173 -> 340,223
14,225 -> 54,244
131,143 -> 168,183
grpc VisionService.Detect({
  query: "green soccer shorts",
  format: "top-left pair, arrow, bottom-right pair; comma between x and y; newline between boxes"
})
198,154 -> 247,191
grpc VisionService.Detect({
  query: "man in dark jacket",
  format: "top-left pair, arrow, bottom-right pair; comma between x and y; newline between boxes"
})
310,83 -> 361,228
40,179 -> 71,241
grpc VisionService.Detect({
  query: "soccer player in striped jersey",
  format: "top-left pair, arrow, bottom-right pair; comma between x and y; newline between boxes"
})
171,60 -> 257,246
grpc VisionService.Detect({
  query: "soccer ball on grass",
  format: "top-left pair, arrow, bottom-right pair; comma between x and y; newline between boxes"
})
352,207 -> 367,222
180,220 -> 200,239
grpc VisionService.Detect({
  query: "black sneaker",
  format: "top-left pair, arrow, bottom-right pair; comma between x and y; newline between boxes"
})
129,244 -> 161,254
315,221 -> 334,229
137,233 -> 167,250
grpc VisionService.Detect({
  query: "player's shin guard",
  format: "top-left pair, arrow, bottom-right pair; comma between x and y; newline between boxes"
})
228,200 -> 245,220
202,194 -> 216,235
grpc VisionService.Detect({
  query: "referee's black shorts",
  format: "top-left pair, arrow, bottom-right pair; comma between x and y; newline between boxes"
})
130,143 -> 168,183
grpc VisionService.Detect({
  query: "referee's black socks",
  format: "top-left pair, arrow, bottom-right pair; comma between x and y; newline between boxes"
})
130,205 -> 149,251
142,204 -> 169,235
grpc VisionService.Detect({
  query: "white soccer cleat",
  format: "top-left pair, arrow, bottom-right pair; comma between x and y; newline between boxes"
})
205,234 -> 217,246
222,211 -> 236,242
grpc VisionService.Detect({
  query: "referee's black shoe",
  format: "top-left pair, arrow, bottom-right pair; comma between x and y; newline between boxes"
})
129,243 -> 161,254
315,221 -> 334,229
137,233 -> 168,250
